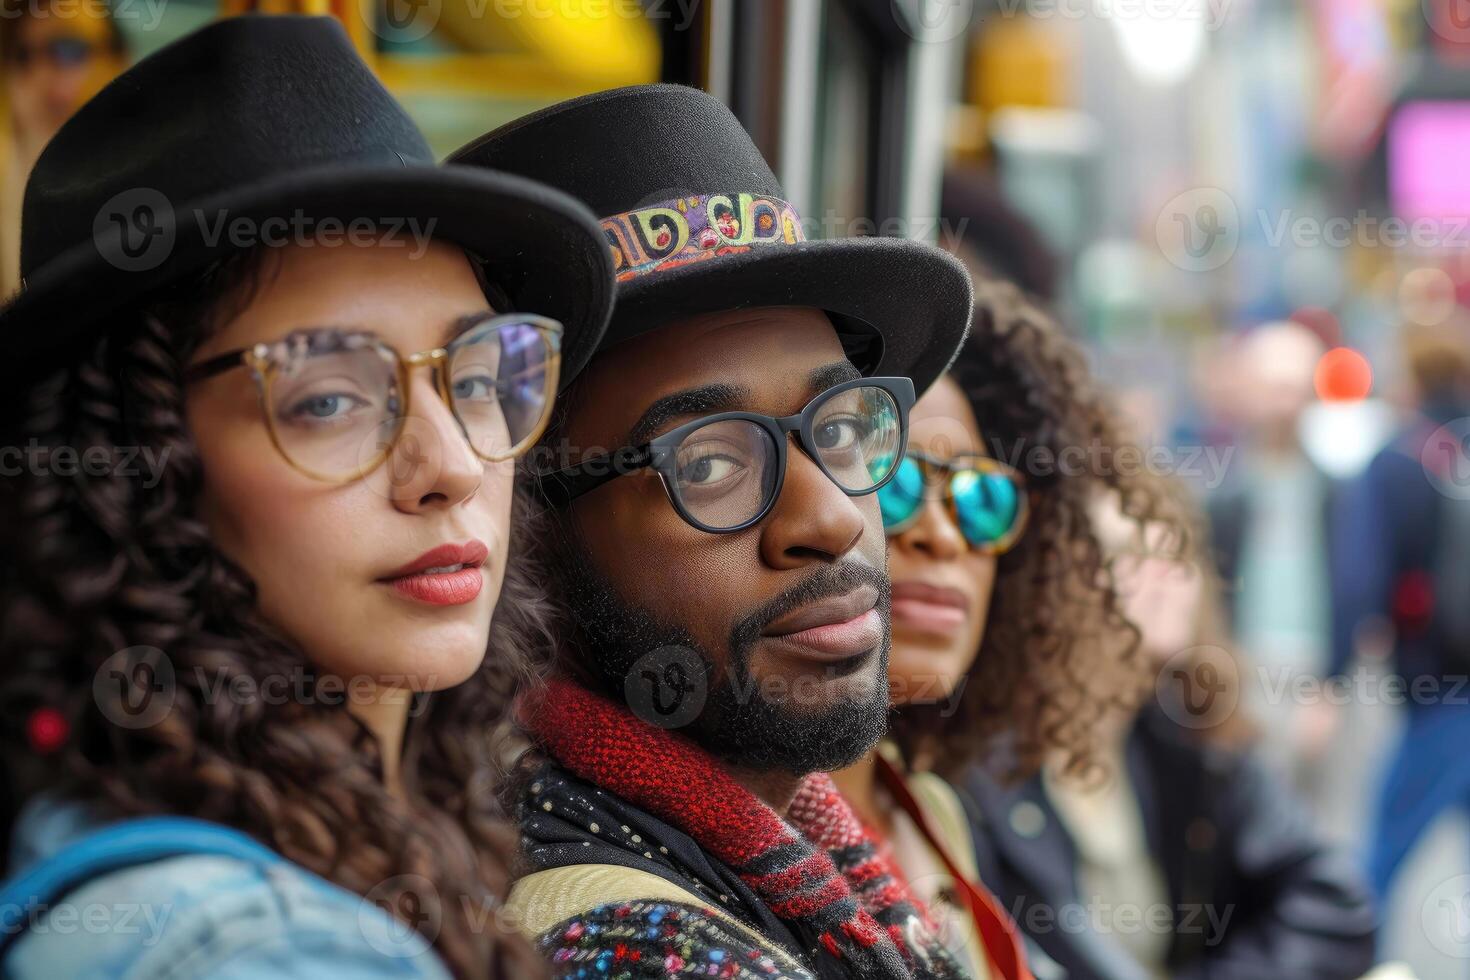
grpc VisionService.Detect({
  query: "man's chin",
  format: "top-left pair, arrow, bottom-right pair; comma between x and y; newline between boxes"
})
692,664 -> 890,776
711,709 -> 886,775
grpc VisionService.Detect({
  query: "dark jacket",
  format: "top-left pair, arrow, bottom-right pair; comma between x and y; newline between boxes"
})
957,708 -> 1378,980
1327,401 -> 1470,689
1205,457 -> 1336,636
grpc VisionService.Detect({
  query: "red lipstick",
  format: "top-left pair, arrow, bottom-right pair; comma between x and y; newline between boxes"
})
380,540 -> 489,606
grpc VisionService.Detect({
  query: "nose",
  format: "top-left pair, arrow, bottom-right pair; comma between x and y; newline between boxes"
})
893,495 -> 965,562
758,445 -> 867,570
382,371 -> 484,514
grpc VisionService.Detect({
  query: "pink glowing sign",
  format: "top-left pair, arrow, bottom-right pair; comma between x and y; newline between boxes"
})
1389,101 -> 1470,221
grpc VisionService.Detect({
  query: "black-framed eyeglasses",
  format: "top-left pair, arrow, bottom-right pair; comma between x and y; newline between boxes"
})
538,376 -> 916,533
184,313 -> 562,485
878,449 -> 1030,555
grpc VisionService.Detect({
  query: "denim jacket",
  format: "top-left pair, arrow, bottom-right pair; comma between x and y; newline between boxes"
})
3,796 -> 452,979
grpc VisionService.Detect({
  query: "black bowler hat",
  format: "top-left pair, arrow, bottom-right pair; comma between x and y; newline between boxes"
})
0,15 -> 614,392
449,84 -> 972,392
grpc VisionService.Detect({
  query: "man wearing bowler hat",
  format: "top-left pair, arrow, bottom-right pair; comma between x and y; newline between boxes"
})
451,87 -> 990,979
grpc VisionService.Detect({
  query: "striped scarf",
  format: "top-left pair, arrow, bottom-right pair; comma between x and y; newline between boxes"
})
519,676 -> 967,980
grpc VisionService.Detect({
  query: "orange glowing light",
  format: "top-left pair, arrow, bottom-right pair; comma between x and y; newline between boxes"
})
1314,347 -> 1373,402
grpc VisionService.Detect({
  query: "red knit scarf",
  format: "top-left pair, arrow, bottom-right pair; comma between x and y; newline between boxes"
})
519,676 -> 965,980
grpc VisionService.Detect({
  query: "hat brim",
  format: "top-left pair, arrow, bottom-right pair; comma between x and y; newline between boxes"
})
606,235 -> 972,395
1,164 -> 613,392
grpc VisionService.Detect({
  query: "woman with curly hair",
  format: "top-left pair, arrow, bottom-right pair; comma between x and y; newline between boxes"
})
962,483 -> 1377,980
830,277 -> 1172,979
830,276 -> 1376,979
0,17 -> 613,979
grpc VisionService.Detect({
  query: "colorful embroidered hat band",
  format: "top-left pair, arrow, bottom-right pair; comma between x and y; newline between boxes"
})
601,193 -> 806,281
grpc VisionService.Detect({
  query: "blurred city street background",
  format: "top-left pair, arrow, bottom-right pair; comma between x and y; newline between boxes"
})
10,0 -> 1470,975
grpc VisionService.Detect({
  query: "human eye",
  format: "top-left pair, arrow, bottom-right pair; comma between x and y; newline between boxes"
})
812,413 -> 867,453
450,373 -> 503,404
674,444 -> 748,489
278,386 -> 375,428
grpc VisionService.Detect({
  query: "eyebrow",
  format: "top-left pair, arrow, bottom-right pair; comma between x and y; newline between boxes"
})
627,383 -> 748,447
623,360 -> 863,448
810,360 -> 861,391
441,311 -> 493,348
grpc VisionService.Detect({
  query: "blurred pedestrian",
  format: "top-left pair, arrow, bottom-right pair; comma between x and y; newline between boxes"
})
965,488 -> 1378,980
1206,320 -> 1339,795
1330,312 -> 1470,904
1,0 -> 127,295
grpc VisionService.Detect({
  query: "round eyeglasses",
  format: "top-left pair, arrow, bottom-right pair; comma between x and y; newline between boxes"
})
184,313 -> 562,484
878,450 -> 1030,555
539,376 -> 916,533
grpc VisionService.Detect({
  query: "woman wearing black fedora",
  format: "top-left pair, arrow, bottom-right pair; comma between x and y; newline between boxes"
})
0,15 -> 613,979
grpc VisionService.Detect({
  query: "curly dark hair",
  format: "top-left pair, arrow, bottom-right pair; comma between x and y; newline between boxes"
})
888,277 -> 1189,783
0,250 -> 552,978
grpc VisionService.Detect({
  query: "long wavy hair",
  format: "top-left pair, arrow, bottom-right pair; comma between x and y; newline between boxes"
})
0,250 -> 553,978
1119,492 -> 1256,751
889,277 -> 1189,783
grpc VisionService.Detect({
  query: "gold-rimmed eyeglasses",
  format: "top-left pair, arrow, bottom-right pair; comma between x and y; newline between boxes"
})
184,312 -> 562,484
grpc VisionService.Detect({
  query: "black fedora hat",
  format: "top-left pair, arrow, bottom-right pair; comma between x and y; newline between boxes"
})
0,15 -> 613,392
449,84 -> 972,392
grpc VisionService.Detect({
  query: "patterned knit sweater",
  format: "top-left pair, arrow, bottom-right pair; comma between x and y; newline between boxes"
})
512,678 -> 970,980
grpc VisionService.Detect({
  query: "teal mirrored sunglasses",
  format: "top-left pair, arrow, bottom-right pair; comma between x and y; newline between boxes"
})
876,450 -> 1029,554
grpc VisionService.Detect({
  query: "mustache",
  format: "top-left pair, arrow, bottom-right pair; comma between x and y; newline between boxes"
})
728,560 -> 891,655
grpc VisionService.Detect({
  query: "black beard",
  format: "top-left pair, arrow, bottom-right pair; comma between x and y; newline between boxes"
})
550,529 -> 891,776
